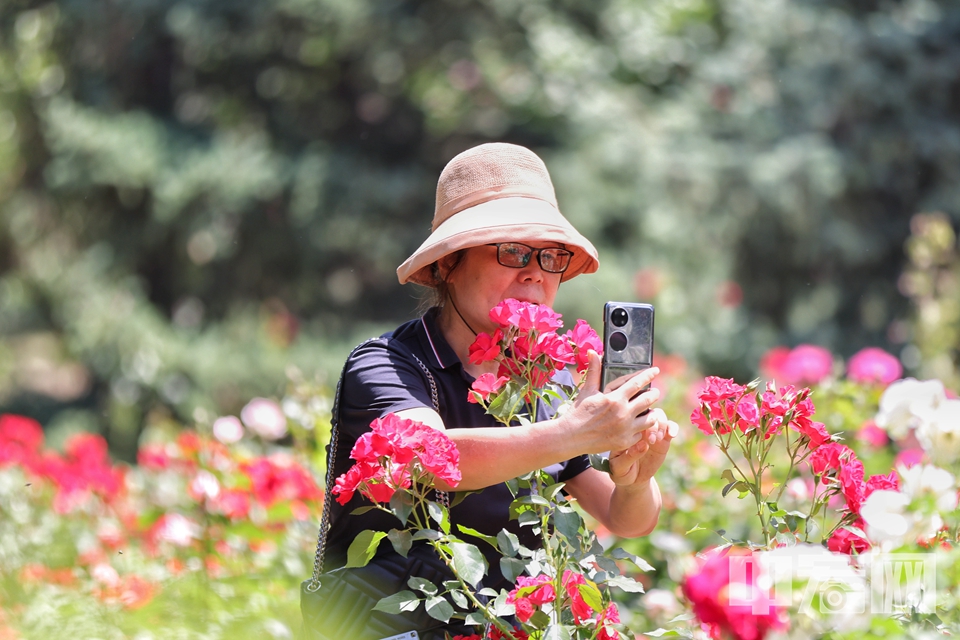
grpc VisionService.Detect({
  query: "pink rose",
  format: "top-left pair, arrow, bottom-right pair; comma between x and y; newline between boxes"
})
780,345 -> 833,385
856,421 -> 889,448
468,330 -> 503,365
469,373 -> 509,403
682,547 -> 787,640
828,523 -> 871,555
846,348 -> 902,385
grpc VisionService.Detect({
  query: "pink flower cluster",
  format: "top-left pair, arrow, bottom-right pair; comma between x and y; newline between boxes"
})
139,430 -> 321,522
503,571 -> 620,639
691,378 -> 831,449
682,547 -> 788,640
1,410 -> 325,615
809,442 -> 900,554
1,414 -> 125,513
331,413 -> 461,506
760,345 -> 902,386
467,299 -> 603,403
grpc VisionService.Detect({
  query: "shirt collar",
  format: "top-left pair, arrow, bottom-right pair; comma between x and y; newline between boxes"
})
418,307 -> 460,370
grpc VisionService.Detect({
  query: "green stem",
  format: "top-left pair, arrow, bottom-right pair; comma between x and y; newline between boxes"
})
430,541 -> 519,640
717,430 -> 769,547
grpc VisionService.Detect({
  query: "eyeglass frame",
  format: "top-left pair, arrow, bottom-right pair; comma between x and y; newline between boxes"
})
487,242 -> 574,274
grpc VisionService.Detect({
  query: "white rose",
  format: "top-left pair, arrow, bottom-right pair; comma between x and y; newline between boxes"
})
874,378 -> 946,439
759,544 -> 868,631
860,490 -> 910,547
899,464 -> 958,513
914,399 -> 960,467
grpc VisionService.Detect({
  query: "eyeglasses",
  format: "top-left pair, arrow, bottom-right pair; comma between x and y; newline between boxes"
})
488,243 -> 573,274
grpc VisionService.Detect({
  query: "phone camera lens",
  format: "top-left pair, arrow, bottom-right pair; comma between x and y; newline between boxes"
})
609,331 -> 628,352
611,308 -> 629,327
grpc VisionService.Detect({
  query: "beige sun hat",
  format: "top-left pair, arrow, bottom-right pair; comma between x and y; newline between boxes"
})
397,142 -> 600,286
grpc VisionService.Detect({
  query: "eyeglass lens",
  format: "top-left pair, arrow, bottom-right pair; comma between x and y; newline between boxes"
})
497,243 -> 571,273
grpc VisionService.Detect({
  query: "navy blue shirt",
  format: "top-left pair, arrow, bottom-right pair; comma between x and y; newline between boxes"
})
325,308 -> 591,588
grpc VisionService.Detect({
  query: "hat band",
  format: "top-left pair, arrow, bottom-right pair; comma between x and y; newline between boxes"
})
433,185 -> 557,232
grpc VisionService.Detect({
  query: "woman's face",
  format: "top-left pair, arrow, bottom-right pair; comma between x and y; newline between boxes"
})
444,242 -> 565,334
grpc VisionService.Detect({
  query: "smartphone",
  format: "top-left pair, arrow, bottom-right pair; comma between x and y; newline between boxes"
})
601,302 -> 655,392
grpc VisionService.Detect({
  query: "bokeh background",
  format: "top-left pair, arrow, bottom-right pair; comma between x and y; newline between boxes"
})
2,0 -> 959,459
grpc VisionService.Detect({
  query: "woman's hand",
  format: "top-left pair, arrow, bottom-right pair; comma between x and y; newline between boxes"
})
559,351 -> 674,456
607,408 -> 679,486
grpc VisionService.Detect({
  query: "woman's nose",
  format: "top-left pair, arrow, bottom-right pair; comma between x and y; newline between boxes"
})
518,262 -> 545,283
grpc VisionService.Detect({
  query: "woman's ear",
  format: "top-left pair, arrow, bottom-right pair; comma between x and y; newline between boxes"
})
435,251 -> 465,284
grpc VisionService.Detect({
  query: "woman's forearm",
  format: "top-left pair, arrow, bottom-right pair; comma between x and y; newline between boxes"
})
439,421 -> 580,490
607,478 -> 662,537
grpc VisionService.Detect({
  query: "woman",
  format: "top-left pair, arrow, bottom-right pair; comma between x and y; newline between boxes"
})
324,142 -> 679,603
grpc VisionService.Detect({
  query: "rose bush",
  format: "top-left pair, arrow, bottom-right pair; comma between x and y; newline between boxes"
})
4,338 -> 960,640
0,402 -> 324,639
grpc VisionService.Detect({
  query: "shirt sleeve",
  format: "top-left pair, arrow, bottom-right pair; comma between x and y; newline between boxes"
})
558,453 -> 591,481
338,338 -> 433,443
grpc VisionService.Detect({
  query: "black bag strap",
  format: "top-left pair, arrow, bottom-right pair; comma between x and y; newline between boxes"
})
306,337 -> 443,591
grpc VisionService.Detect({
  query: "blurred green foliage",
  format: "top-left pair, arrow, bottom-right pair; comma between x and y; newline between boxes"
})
1,0 -> 958,449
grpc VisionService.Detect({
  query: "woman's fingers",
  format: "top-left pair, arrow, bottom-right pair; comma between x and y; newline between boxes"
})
604,366 -> 660,395
579,350 -> 603,397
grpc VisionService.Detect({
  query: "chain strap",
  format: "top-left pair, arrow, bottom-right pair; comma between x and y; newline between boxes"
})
306,339 -> 445,591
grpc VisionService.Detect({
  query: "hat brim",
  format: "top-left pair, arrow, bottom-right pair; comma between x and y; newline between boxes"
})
397,196 -> 599,286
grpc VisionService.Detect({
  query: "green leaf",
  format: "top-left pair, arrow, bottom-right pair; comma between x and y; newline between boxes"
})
610,548 -> 654,572
487,381 -> 526,421
456,524 -> 499,549
644,630 -> 682,638
450,489 -> 480,508
844,524 -> 867,538
528,610 -> 552,628
721,481 -> 738,498
450,541 -> 487,588
668,614 -> 697,623
491,590 -> 515,616
593,555 -> 620,574
349,506 -> 377,516
425,595 -> 454,622
465,612 -> 488,626
685,524 -> 705,535
389,491 -> 414,525
775,532 -> 795,547
505,477 -> 520,497
450,590 -> 468,609
428,501 -> 449,534
345,530 -> 388,568
588,453 -> 611,473
542,624 -> 573,640
543,482 -> 567,501
412,529 -> 441,541
577,582 -> 604,613
373,590 -> 420,614
408,576 -> 438,596
388,529 -> 412,558
517,511 -> 540,527
497,530 -> 521,557
500,557 -> 526,583
553,508 -> 581,542
720,469 -> 736,483
513,494 -> 551,507
477,588 -> 499,597
605,575 -> 645,593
